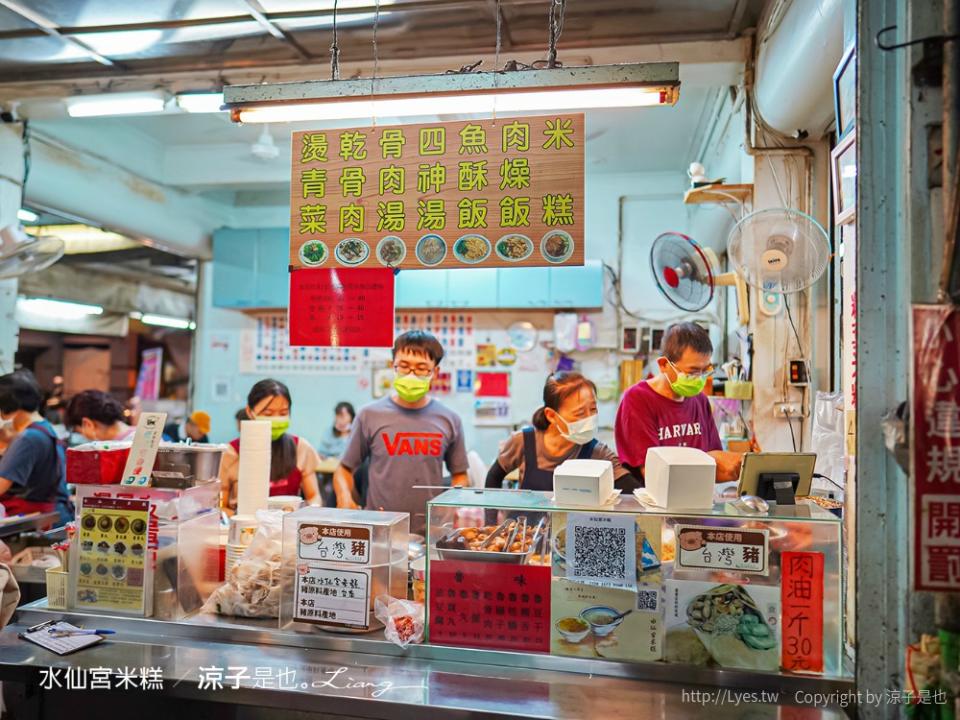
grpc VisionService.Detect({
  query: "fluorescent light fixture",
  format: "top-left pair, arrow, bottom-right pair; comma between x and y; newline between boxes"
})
224,63 -> 679,124
66,91 -> 168,118
176,92 -> 225,114
18,297 -> 103,319
236,87 -> 667,124
17,208 -> 38,223
131,312 -> 196,330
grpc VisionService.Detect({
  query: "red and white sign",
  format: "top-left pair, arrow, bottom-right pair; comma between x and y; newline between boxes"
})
289,267 -> 394,347
913,306 -> 960,591
429,560 -> 551,652
781,551 -> 824,673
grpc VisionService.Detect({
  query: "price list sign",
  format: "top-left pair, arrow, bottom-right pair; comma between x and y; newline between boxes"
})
429,560 -> 551,652
289,115 -> 584,270
781,551 -> 824,673
289,267 -> 394,347
913,306 -> 960,591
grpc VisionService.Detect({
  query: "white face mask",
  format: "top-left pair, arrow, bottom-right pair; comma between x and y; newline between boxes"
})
557,413 -> 598,445
0,415 -> 13,432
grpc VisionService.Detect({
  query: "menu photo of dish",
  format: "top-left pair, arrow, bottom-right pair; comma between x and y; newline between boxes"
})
550,578 -> 662,662
663,580 -> 780,671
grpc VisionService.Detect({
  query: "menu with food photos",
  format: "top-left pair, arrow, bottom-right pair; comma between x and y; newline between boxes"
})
73,497 -> 151,615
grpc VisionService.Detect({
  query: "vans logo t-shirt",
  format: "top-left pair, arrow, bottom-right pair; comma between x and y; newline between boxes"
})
381,432 -> 444,456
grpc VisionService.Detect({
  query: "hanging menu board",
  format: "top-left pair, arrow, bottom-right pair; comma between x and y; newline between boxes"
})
290,115 -> 584,270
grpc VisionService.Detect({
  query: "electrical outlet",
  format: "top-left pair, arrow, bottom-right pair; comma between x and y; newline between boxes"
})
774,402 -> 806,418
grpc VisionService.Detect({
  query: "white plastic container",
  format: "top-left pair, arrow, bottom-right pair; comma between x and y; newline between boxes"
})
553,458 -> 615,506
643,447 -> 716,509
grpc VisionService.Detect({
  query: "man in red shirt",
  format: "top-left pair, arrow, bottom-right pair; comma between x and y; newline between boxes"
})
615,322 -> 743,482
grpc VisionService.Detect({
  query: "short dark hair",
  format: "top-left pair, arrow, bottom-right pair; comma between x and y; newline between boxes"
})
0,371 -> 42,414
334,401 -> 355,420
65,390 -> 125,427
531,372 -> 598,431
235,407 -> 248,422
662,322 -> 713,362
393,330 -> 444,365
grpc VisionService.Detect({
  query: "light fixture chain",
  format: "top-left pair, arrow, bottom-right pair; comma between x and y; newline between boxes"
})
371,0 -> 380,126
330,0 -> 341,81
547,0 -> 566,68
493,0 -> 502,122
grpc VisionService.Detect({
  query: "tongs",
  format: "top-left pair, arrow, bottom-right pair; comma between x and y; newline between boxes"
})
478,518 -> 514,550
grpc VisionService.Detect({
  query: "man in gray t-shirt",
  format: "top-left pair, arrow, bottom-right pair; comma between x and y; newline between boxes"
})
335,331 -> 469,532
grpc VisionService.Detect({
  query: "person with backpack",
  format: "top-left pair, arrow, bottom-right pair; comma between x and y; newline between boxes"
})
0,371 -> 72,525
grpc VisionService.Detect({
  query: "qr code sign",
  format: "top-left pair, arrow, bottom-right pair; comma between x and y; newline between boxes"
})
572,525 -> 627,579
637,589 -> 659,612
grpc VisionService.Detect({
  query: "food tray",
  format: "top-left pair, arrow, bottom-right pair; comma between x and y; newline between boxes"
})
434,520 -> 546,565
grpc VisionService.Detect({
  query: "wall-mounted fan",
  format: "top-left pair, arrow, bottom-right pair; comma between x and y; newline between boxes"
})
727,208 -> 830,315
650,231 -> 749,326
0,225 -> 65,280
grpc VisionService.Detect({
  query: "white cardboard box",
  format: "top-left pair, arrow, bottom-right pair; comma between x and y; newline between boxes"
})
644,447 -> 716,509
553,459 -> 614,506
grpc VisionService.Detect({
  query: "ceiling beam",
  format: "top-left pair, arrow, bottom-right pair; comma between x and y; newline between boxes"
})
0,0 -> 117,67
0,31 -> 748,87
237,0 -> 314,61
0,0 -> 542,40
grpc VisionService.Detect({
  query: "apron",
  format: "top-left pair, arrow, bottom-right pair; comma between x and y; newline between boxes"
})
0,422 -> 63,518
520,426 -> 598,491
229,436 -> 303,497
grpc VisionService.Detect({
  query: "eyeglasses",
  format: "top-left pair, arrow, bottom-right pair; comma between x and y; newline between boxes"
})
668,359 -> 715,379
394,363 -> 434,378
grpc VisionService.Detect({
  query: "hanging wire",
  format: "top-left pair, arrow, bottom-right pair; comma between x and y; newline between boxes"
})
330,0 -> 341,81
492,0 -> 502,123
371,0 -> 380,126
546,0 -> 566,68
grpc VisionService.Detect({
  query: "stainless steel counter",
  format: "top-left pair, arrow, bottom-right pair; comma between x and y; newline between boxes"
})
0,600 -> 854,719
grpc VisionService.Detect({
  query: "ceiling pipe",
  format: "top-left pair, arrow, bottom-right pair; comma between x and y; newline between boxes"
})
752,0 -> 844,139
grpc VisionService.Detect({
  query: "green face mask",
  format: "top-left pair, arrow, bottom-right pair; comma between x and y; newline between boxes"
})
667,361 -> 707,398
394,373 -> 431,403
266,416 -> 290,441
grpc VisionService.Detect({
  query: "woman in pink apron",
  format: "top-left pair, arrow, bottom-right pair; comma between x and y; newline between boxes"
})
220,379 -> 321,515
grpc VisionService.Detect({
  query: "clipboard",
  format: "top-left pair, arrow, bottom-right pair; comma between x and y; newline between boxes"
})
19,621 -> 105,656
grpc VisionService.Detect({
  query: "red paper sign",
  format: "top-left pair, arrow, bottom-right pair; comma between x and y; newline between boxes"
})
289,267 -> 394,347
781,551 -> 824,673
475,371 -> 510,397
428,559 -> 551,652
913,306 -> 960,591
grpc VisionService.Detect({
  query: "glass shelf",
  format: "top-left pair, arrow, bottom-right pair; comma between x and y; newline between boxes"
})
428,488 -> 841,523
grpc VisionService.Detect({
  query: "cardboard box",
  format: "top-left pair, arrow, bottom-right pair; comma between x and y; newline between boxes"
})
644,447 -> 715,509
553,459 -> 614,506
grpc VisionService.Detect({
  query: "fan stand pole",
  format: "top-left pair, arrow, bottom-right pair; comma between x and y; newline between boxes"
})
715,272 -> 750,326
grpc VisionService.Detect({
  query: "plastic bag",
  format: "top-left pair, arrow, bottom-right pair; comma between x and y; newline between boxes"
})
811,391 -> 845,496
202,509 -> 284,618
374,595 -> 424,648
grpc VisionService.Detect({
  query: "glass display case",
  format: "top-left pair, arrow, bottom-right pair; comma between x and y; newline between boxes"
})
426,488 -> 844,677
68,481 -> 221,619
280,508 -> 409,633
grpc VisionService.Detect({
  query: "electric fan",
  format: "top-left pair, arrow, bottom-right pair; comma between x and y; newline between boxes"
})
650,232 -> 749,325
727,208 -> 830,294
0,224 -> 65,280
